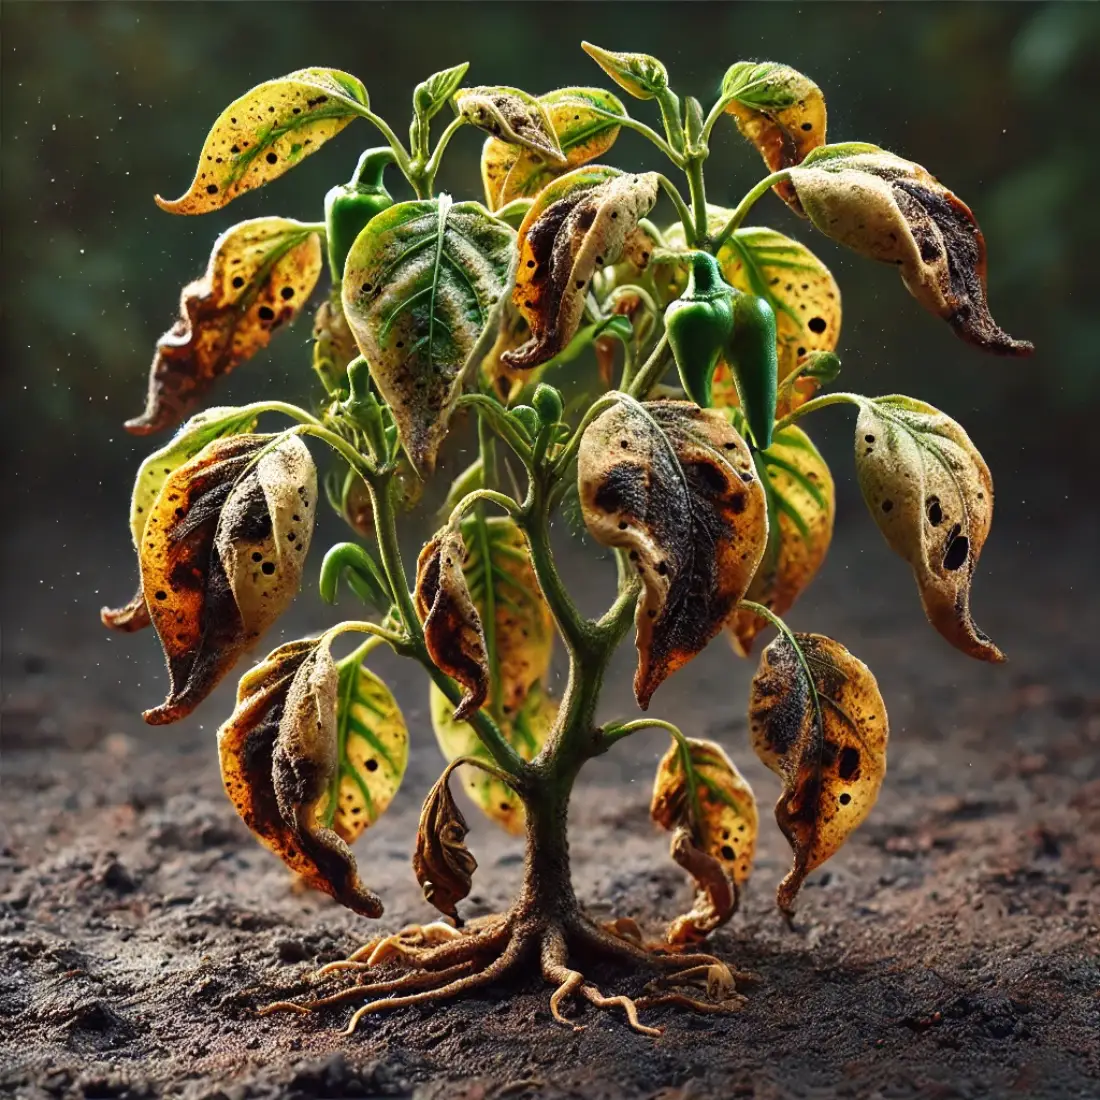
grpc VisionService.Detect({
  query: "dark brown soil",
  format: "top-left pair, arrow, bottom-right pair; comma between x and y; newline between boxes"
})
2,507 -> 1098,1100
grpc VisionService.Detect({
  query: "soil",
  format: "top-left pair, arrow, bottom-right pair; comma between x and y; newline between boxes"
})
2,495 -> 1098,1100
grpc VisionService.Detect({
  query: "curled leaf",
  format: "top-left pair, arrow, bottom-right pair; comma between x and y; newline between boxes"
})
342,196 -> 515,473
454,86 -> 565,165
312,288 -> 360,396
413,767 -> 479,920
749,631 -> 889,915
578,399 -> 767,708
581,43 -> 669,100
788,145 -> 1033,355
100,591 -> 151,633
730,425 -> 835,656
217,636 -> 383,918
126,218 -> 322,436
431,681 -> 555,835
504,168 -> 659,370
775,349 -> 842,420
415,528 -> 490,721
855,396 -> 1002,661
651,737 -> 758,945
482,87 -> 627,211
722,61 -> 826,214
156,69 -> 369,214
140,433 -> 316,725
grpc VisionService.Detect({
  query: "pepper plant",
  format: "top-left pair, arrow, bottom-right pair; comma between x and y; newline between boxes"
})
103,46 -> 1031,1035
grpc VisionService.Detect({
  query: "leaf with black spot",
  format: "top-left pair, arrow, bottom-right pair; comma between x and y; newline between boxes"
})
413,766 -> 479,921
788,145 -> 1033,356
156,69 -> 369,214
749,631 -> 888,916
503,168 -> 659,371
577,398 -> 768,709
651,736 -> 758,945
454,86 -> 565,165
126,218 -> 323,436
217,634 -> 386,918
855,395 -> 1002,662
139,432 -> 316,725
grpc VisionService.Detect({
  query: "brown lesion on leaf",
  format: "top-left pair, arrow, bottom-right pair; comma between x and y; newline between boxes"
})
413,764 -> 480,922
456,88 -> 566,166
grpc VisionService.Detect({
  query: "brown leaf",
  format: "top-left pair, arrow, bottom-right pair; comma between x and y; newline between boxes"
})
217,637 -> 384,918
454,86 -> 565,165
651,737 -> 758,944
855,396 -> 1002,661
140,433 -> 316,725
749,631 -> 889,915
126,218 -> 322,436
503,168 -> 659,371
311,287 -> 360,395
100,590 -> 151,633
413,767 -> 479,920
578,399 -> 768,708
722,61 -> 827,214
730,425 -> 835,656
415,529 -> 490,721
789,145 -> 1033,355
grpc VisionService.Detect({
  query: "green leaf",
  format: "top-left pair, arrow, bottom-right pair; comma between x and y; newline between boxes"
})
324,654 -> 409,841
581,42 -> 668,100
342,196 -> 516,473
156,69 -> 369,214
414,62 -> 470,124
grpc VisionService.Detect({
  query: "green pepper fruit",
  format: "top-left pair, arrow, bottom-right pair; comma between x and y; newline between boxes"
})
665,251 -> 735,407
324,147 -> 396,283
725,292 -> 779,450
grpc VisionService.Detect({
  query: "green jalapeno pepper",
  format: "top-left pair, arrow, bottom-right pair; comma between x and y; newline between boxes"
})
725,292 -> 779,450
665,251 -> 735,408
324,147 -> 396,282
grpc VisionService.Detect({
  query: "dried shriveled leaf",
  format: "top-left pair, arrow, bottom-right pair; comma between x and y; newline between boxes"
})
342,196 -> 515,473
415,528 -> 490,721
126,218 -> 322,436
504,168 -> 659,371
430,680 -> 556,835
217,637 -> 383,918
413,768 -> 478,920
855,396 -> 1002,661
454,86 -> 565,165
140,433 -> 316,725
103,405 -> 259,630
578,399 -> 767,708
722,61 -> 826,214
731,426 -> 835,656
581,43 -> 669,100
312,287 -> 360,395
482,87 -> 626,211
156,69 -> 369,214
749,631 -> 888,914
651,737 -> 758,944
788,145 -> 1033,355
480,300 -> 533,404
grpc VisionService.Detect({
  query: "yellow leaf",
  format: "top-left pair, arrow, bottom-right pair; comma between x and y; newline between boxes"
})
749,631 -> 888,915
730,425 -> 835,656
577,399 -> 767,709
125,218 -> 322,436
581,43 -> 669,101
156,69 -> 369,214
855,396 -> 1003,662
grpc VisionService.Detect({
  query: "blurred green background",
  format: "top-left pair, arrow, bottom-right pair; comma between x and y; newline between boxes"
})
3,0 -> 1098,500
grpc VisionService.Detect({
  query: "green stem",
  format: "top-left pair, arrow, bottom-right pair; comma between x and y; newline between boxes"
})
446,488 -> 521,528
422,114 -> 467,193
684,155 -> 709,244
550,392 -> 622,479
324,620 -> 408,651
583,106 -> 679,163
771,391 -> 866,434
655,88 -> 685,158
443,754 -> 520,794
711,170 -> 792,251
351,104 -> 413,180
655,174 -> 695,242
458,394 -> 534,468
626,332 -> 671,399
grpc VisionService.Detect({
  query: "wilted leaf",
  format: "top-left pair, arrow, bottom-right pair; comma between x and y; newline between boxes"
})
578,399 -> 768,708
455,86 -> 565,165
126,218 -> 322,436
415,528 -> 490,721
312,288 -> 360,396
722,61 -> 826,214
324,653 -> 408,844
749,631 -> 888,914
651,737 -> 758,944
217,636 -> 383,918
855,396 -> 1002,661
480,300 -> 533,404
413,767 -> 479,920
342,196 -> 515,473
431,680 -> 556,835
504,169 -> 659,370
482,87 -> 626,211
140,433 -> 316,725
788,145 -> 1033,355
581,42 -> 669,100
103,405 -> 259,631
730,426 -> 835,656
156,69 -> 369,214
